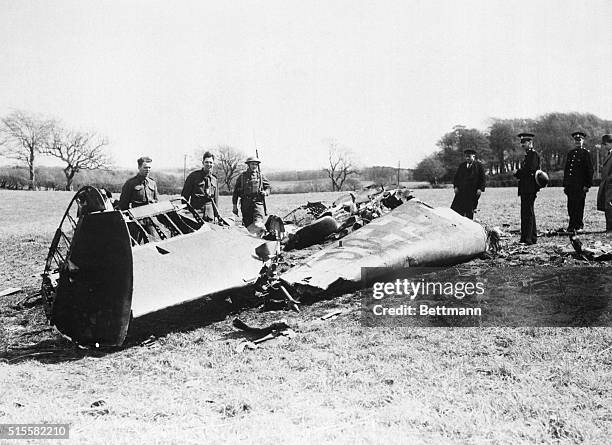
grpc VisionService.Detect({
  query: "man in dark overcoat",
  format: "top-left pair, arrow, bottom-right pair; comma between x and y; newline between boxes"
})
597,134 -> 612,233
450,149 -> 486,219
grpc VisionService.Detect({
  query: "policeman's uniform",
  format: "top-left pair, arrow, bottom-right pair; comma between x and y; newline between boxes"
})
563,131 -> 594,231
118,175 -> 158,210
514,133 -> 540,245
597,134 -> 612,232
450,149 -> 486,220
232,157 -> 271,227
181,169 -> 219,221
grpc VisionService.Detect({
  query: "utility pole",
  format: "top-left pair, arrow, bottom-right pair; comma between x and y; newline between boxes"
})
183,154 -> 187,182
397,160 -> 400,187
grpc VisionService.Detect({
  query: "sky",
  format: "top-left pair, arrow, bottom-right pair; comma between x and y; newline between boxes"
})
1,0 -> 611,171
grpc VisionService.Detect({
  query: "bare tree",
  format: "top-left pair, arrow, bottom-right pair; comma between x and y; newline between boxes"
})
324,140 -> 357,191
215,145 -> 246,192
42,127 -> 112,190
0,110 -> 55,189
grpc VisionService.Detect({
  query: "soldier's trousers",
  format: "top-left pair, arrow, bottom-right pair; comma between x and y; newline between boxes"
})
520,193 -> 537,244
240,198 -> 266,227
565,188 -> 586,230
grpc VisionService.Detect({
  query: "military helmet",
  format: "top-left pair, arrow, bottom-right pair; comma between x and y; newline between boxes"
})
245,156 -> 261,164
535,169 -> 549,188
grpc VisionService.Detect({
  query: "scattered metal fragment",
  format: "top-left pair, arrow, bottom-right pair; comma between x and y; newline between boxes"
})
233,318 -> 296,352
81,399 -> 109,416
0,287 -> 21,297
544,228 -> 606,237
11,291 -> 43,310
570,235 -> 612,261
279,285 -> 300,312
232,318 -> 291,335
255,241 -> 280,261
140,335 -> 157,347
320,309 -> 344,320
486,227 -> 503,253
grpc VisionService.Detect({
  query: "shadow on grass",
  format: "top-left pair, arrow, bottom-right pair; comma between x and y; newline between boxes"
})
4,266 -> 612,364
124,287 -> 264,346
1,337 -> 109,365
0,287 -> 265,364
1,283 -> 355,364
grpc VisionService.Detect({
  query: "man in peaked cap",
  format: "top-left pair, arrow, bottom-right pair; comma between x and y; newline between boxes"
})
513,133 -> 540,245
563,131 -> 594,232
450,148 -> 486,219
597,134 -> 612,233
232,156 -> 271,230
181,151 -> 219,221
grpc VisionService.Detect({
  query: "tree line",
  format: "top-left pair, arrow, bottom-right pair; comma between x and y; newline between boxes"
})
0,110 -> 111,190
414,112 -> 612,186
5,110 -> 609,194
0,110 -> 406,193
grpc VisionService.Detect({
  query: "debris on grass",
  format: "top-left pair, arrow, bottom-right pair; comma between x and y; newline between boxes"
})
320,309 -> 344,321
232,318 -> 296,352
81,399 -> 109,417
232,318 -> 291,335
570,235 -> 612,261
11,291 -> 43,310
140,335 -> 157,347
0,287 -> 21,297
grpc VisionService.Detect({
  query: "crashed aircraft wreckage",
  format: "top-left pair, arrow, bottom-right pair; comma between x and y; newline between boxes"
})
41,186 -> 486,347
279,199 -> 487,295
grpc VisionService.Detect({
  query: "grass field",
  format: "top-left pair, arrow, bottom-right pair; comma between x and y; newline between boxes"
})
1,187 -> 611,444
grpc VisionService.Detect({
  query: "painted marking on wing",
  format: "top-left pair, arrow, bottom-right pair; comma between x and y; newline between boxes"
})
381,233 -> 404,244
369,215 -> 406,226
400,226 -> 425,239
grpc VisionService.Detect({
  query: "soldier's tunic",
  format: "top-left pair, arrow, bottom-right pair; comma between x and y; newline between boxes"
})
181,169 -> 219,221
450,160 -> 486,220
514,149 -> 540,244
232,170 -> 271,227
118,175 -> 158,210
563,148 -> 594,231
597,148 -> 612,231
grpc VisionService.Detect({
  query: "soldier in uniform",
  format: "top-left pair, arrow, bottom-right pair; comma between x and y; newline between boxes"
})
450,149 -> 486,219
232,156 -> 271,228
597,134 -> 612,233
514,133 -> 540,245
181,151 -> 219,221
118,156 -> 159,210
563,131 -> 594,232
